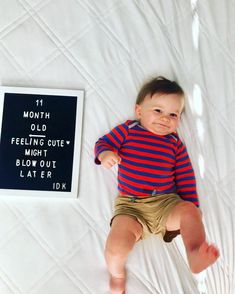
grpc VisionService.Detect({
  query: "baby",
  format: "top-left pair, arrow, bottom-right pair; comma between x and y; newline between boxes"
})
94,76 -> 219,294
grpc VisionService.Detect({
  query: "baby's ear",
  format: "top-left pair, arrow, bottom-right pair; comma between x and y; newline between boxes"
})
135,104 -> 141,119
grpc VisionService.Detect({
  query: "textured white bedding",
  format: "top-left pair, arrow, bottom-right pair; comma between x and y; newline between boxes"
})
0,0 -> 234,293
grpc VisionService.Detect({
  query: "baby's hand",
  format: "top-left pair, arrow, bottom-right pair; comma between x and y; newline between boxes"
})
98,151 -> 121,169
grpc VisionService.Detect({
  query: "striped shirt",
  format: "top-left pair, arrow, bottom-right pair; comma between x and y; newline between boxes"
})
95,120 -> 199,207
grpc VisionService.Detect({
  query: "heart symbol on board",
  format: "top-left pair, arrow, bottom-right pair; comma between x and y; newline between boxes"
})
66,141 -> 70,145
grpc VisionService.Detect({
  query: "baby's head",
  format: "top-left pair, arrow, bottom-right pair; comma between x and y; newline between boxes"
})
135,76 -> 185,136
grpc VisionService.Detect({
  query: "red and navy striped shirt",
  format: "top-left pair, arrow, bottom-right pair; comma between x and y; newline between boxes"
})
95,120 -> 199,207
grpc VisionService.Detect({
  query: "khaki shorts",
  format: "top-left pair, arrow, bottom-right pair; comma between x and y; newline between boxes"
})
111,193 -> 183,241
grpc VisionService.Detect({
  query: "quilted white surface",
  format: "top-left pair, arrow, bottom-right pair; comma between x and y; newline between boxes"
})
0,0 -> 235,293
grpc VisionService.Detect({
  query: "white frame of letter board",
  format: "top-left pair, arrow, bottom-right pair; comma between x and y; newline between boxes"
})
0,86 -> 84,198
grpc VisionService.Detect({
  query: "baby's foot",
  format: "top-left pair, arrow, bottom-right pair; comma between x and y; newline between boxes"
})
188,241 -> 220,273
110,275 -> 125,294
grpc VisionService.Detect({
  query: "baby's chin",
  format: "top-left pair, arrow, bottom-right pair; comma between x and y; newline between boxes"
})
149,126 -> 174,136
149,129 -> 172,136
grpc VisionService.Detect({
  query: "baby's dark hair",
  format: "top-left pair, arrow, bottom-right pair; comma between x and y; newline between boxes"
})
136,76 -> 184,104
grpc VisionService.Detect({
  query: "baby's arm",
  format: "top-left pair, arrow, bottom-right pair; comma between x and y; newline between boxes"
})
175,139 -> 199,207
94,121 -> 130,166
98,151 -> 121,169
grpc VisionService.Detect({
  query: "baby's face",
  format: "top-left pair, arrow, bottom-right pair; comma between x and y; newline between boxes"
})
135,93 -> 184,136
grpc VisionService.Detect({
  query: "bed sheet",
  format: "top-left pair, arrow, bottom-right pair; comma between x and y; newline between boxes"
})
0,0 -> 234,293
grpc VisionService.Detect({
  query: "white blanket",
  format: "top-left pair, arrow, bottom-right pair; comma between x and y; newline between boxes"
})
0,0 -> 234,293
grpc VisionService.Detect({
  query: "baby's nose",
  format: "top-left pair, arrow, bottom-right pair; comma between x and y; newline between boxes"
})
161,115 -> 170,122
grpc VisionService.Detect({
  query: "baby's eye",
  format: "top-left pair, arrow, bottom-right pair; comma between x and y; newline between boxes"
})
170,113 -> 178,118
154,109 -> 162,113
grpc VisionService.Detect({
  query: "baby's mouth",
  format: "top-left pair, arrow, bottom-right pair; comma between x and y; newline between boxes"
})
156,123 -> 169,128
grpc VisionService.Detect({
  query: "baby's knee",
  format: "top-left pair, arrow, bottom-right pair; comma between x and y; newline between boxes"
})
180,201 -> 201,219
105,230 -> 136,259
105,243 -> 125,261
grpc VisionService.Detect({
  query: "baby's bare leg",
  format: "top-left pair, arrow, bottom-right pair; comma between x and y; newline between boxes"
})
165,202 -> 219,273
105,215 -> 143,294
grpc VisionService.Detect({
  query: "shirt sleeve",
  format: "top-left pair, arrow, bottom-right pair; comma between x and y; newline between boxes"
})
94,121 -> 129,165
174,139 -> 199,207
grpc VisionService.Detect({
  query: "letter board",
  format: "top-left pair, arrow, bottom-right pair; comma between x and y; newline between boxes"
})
0,87 -> 84,198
